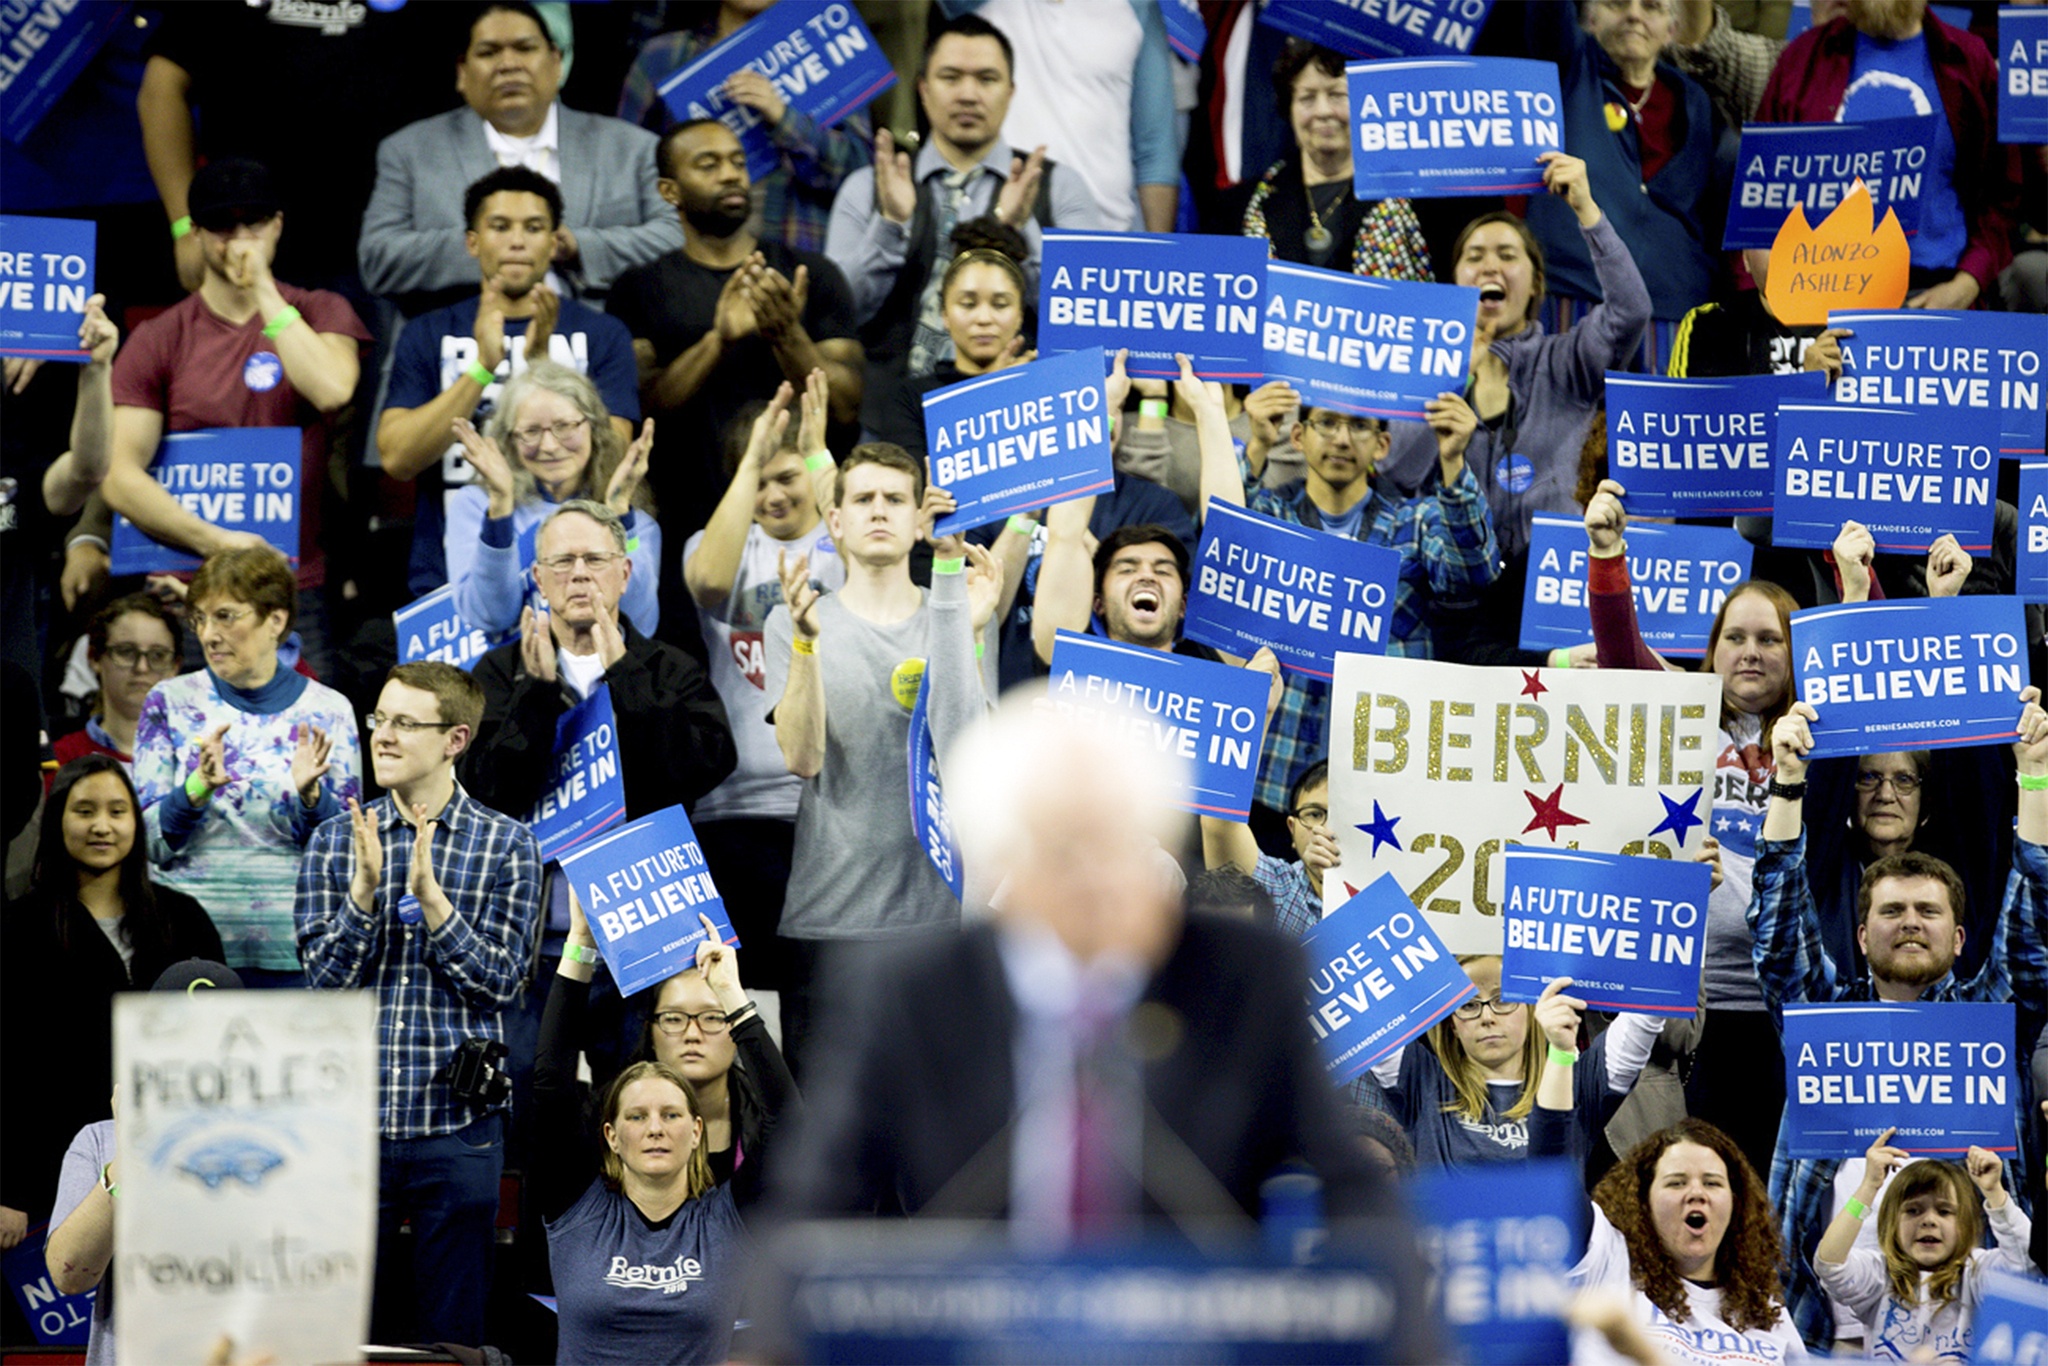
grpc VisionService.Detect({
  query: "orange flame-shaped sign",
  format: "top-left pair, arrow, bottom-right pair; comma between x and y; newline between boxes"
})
1761,179 -> 1910,326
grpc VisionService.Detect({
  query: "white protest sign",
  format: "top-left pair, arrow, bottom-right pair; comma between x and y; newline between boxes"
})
115,991 -> 377,1366
1328,655 -> 1723,954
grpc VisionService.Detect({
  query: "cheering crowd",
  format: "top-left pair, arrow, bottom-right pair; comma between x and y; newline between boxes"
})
3,0 -> 2048,1361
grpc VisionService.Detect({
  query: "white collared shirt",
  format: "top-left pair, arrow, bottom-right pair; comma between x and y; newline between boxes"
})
481,101 -> 561,182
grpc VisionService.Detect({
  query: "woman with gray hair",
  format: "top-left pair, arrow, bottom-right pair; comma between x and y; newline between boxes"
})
448,359 -> 660,636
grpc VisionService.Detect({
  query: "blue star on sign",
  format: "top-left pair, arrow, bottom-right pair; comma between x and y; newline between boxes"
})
1357,800 -> 1403,855
1647,791 -> 1704,847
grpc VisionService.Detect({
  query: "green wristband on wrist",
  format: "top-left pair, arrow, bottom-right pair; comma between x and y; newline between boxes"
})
933,556 -> 965,576
1006,514 -> 1037,537
170,216 -> 193,240
2020,773 -> 2048,792
463,360 -> 497,388
1844,1196 -> 1870,1220
975,641 -> 986,659
804,451 -> 834,472
1549,648 -> 1574,669
563,942 -> 601,965
1547,1044 -> 1579,1068
1139,398 -> 1169,419
261,305 -> 302,340
184,770 -> 212,802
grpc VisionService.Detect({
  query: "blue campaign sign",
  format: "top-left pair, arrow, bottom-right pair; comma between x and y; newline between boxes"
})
2002,8 -> 2048,144
1038,231 -> 1267,381
923,346 -> 1115,536
556,804 -> 738,998
1411,1161 -> 1580,1366
0,1 -> 127,145
1498,848 -> 1709,1016
1791,596 -> 2027,757
1772,400 -> 2000,554
1605,371 -> 1820,516
1159,0 -> 1206,62
1520,515 -> 1753,659
3,1225 -> 94,1346
2023,461 -> 2048,604
1302,871 -> 1474,1083
1830,309 -> 2048,460
1186,498 -> 1401,676
1722,117 -> 1937,249
0,215 -> 95,358
1046,630 -> 1271,820
1973,1269 -> 2048,1366
527,684 -> 627,863
655,0 -> 895,179
393,585 -> 512,671
1783,1001 -> 2018,1157
1262,262 -> 1478,421
1260,0 -> 1497,59
108,428 -> 302,574
907,668 -> 964,899
1348,58 -> 1563,199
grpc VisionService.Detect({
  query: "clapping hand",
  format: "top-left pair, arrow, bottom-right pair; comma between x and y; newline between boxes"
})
289,723 -> 332,806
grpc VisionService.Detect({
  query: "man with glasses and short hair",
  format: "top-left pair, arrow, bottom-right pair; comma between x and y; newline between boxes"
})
1201,760 -> 1338,941
296,659 -> 543,1345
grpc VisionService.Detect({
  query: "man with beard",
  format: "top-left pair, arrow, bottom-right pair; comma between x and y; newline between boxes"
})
376,166 -> 640,599
1751,689 -> 2048,1351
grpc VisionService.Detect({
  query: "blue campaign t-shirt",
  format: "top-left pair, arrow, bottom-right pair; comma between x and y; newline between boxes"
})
1376,1029 -> 1613,1171
380,296 -> 640,595
1317,499 -> 1367,541
1842,31 -> 1965,272
544,1179 -> 748,1365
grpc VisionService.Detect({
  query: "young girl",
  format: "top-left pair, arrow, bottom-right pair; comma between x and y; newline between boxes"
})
1815,1126 -> 2032,1362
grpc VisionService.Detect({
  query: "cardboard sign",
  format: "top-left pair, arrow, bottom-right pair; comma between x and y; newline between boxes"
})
2000,8 -> 2048,144
114,991 -> 377,1366
1348,57 -> 1563,199
1038,231 -> 1267,380
1302,871 -> 1475,1083
0,3 -> 126,145
1519,515 -> 1754,660
1262,262 -> 1479,421
1830,309 -> 2048,460
1186,499 -> 1403,676
527,684 -> 627,862
1762,181 -> 1911,325
1411,1161 -> 1581,1366
1160,0 -> 1206,61
0,214 -> 94,358
1782,1001 -> 2019,1157
2021,460 -> 2048,604
1045,630 -> 1271,820
907,667 -> 964,898
1790,597 -> 2027,757
1260,0 -> 1497,59
1499,848 -> 1709,1015
1771,400 -> 2000,554
655,0 -> 895,179
1972,1269 -> 2048,1366
2,1225 -> 93,1346
109,428 -> 302,574
1328,654 -> 1723,954
1723,117 -> 1936,250
1604,371 -> 1820,517
393,584 -> 512,671
556,804 -> 739,997
922,346 -> 1116,536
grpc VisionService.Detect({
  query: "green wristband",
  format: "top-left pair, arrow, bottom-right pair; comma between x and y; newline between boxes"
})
1844,1196 -> 1870,1220
261,305 -> 302,340
170,215 -> 193,240
463,360 -> 497,388
184,770 -> 212,802
1549,648 -> 1575,669
975,641 -> 986,659
1139,398 -> 1169,419
1547,1044 -> 1579,1068
2020,772 -> 2048,792
933,556 -> 965,576
804,451 -> 834,472
563,942 -> 601,965
1006,514 -> 1037,537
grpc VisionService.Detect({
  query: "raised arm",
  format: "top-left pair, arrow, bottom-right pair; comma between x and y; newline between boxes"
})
1030,493 -> 1097,665
1749,702 -> 1847,1021
1583,480 -> 1673,672
41,297 -> 120,516
765,591 -> 825,779
686,383 -> 791,610
535,890 -> 606,1222
1175,353 -> 1241,518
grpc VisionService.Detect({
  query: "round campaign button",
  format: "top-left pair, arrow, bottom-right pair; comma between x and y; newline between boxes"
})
1494,452 -> 1535,494
890,656 -> 927,712
243,351 -> 284,392
397,894 -> 424,925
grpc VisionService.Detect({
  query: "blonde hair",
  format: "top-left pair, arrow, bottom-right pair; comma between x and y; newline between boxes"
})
599,1061 -> 713,1200
1877,1160 -> 1984,1310
1425,955 -> 1547,1124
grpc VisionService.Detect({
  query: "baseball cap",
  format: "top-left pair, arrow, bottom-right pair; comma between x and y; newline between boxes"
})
186,158 -> 283,232
150,959 -> 245,993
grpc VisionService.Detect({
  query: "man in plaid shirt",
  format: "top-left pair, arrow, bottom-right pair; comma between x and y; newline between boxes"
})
296,661 -> 542,1346
1750,691 -> 2048,1351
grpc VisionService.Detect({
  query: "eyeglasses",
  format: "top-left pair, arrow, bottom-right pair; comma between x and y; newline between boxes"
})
652,1009 -> 730,1037
511,416 -> 590,452
366,712 -> 457,735
1452,994 -> 1526,1021
105,644 -> 177,672
1854,772 -> 1921,795
1290,805 -> 1328,828
1307,413 -> 1384,439
196,606 -> 257,630
538,551 -> 622,576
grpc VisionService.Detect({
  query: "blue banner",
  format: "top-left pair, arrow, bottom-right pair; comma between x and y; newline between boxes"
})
1302,871 -> 1474,1083
1604,371 -> 1819,516
1260,0 -> 1497,58
1722,117 -> 1937,249
1783,1001 -> 2019,1157
1790,596 -> 2027,757
0,214 -> 94,359
1160,0 -> 1206,62
528,684 -> 627,862
907,667 -> 964,899
1830,309 -> 2048,460
393,585 -> 512,671
556,804 -> 738,998
1046,630 -> 1271,820
2002,8 -> 2048,144
0,1 -> 126,145
1771,400 -> 2000,553
3,1224 -> 94,1346
1262,262 -> 1478,421
1498,848 -> 1709,1015
1972,1269 -> 2048,1366
1410,1162 -> 1580,1366
923,346 -> 1116,536
1186,498 -> 1401,676
1038,231 -> 1267,380
108,428 -> 302,574
1520,515 -> 1754,659
1348,57 -> 1563,199
655,0 -> 895,180
2023,460 -> 2048,604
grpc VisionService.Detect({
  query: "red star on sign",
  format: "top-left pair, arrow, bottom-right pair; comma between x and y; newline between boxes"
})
1519,669 -> 1548,699
1521,783 -> 1590,841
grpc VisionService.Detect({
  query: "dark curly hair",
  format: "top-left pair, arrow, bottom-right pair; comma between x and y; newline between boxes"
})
1591,1118 -> 1786,1333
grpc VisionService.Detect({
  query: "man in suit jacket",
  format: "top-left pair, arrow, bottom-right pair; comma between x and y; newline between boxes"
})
359,1 -> 682,317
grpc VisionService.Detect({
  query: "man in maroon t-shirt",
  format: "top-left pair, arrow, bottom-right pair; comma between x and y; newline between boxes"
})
99,158 -> 370,662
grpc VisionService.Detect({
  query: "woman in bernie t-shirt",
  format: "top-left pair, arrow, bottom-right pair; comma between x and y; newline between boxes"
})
535,897 -> 791,1365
